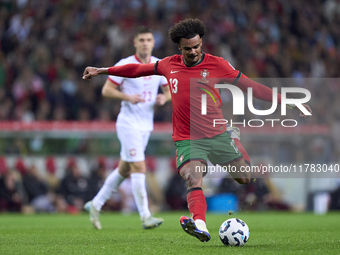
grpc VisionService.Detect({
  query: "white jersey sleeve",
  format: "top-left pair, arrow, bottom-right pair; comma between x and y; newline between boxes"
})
107,59 -> 127,85
160,75 -> 168,86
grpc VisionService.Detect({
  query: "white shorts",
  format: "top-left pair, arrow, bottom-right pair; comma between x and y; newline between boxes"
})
116,126 -> 151,162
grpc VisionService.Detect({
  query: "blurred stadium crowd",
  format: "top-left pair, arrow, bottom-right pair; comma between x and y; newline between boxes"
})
1,0 -> 340,123
0,155 -> 309,213
1,0 -> 340,213
1,155 -> 339,214
0,155 -> 190,214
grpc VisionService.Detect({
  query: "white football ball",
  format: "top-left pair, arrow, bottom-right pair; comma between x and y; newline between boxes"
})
219,218 -> 249,246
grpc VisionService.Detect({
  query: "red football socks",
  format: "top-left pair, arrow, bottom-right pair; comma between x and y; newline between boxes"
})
187,188 -> 206,222
234,138 -> 251,166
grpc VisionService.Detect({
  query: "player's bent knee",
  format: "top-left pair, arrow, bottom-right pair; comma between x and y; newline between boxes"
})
180,170 -> 202,189
241,177 -> 251,184
129,161 -> 146,174
186,177 -> 202,189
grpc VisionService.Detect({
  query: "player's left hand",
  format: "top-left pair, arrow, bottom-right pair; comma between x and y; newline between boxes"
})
296,103 -> 312,118
155,94 -> 166,106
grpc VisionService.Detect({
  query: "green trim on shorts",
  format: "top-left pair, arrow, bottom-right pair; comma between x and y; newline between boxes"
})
175,131 -> 243,171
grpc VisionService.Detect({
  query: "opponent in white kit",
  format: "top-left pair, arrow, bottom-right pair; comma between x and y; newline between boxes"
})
84,27 -> 170,229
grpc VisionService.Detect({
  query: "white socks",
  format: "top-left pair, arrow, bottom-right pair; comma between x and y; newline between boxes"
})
195,219 -> 209,232
92,168 -> 125,211
91,169 -> 151,221
130,172 -> 151,221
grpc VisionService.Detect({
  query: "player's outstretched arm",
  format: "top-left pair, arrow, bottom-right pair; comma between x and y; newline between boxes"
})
83,67 -> 108,80
82,63 -> 155,80
237,74 -> 312,118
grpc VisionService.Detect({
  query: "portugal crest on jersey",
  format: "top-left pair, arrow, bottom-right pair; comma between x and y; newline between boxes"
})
198,69 -> 210,83
179,155 -> 184,163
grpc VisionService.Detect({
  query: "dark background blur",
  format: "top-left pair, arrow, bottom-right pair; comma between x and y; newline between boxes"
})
1,0 -> 340,122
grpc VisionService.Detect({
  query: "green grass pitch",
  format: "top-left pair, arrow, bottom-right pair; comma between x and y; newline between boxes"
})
0,211 -> 339,255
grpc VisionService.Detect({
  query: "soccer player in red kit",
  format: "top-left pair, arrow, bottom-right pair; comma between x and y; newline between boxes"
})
83,18 -> 311,242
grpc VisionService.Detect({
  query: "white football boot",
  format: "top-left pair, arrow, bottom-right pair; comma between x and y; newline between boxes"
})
84,201 -> 102,230
142,216 -> 164,229
180,216 -> 211,242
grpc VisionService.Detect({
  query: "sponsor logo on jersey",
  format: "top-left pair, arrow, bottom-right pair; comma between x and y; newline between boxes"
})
170,70 -> 180,74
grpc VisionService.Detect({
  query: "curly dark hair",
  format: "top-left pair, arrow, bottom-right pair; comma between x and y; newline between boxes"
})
168,18 -> 207,44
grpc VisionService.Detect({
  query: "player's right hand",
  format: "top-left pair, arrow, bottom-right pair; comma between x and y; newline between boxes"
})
155,94 -> 166,106
82,66 -> 99,80
128,94 -> 145,104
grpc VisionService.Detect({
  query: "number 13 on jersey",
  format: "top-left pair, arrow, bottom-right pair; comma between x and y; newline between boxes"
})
169,78 -> 178,94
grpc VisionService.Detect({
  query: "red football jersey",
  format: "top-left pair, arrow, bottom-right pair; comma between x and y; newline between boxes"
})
155,53 -> 240,141
107,52 -> 281,141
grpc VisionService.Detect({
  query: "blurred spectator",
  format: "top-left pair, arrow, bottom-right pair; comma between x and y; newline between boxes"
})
22,164 -> 55,212
12,66 -> 45,110
45,157 -> 59,192
164,158 -> 187,210
45,156 -> 67,213
60,70 -> 78,120
0,87 -> 13,120
57,158 -> 89,213
329,179 -> 340,210
0,170 -> 22,212
35,99 -> 51,120
86,157 -> 106,200
0,157 -> 9,177
52,104 -> 67,120
45,157 -> 67,212
15,158 -> 27,176
6,8 -> 33,42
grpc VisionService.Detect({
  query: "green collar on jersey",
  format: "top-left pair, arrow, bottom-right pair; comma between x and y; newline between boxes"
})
183,52 -> 205,67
